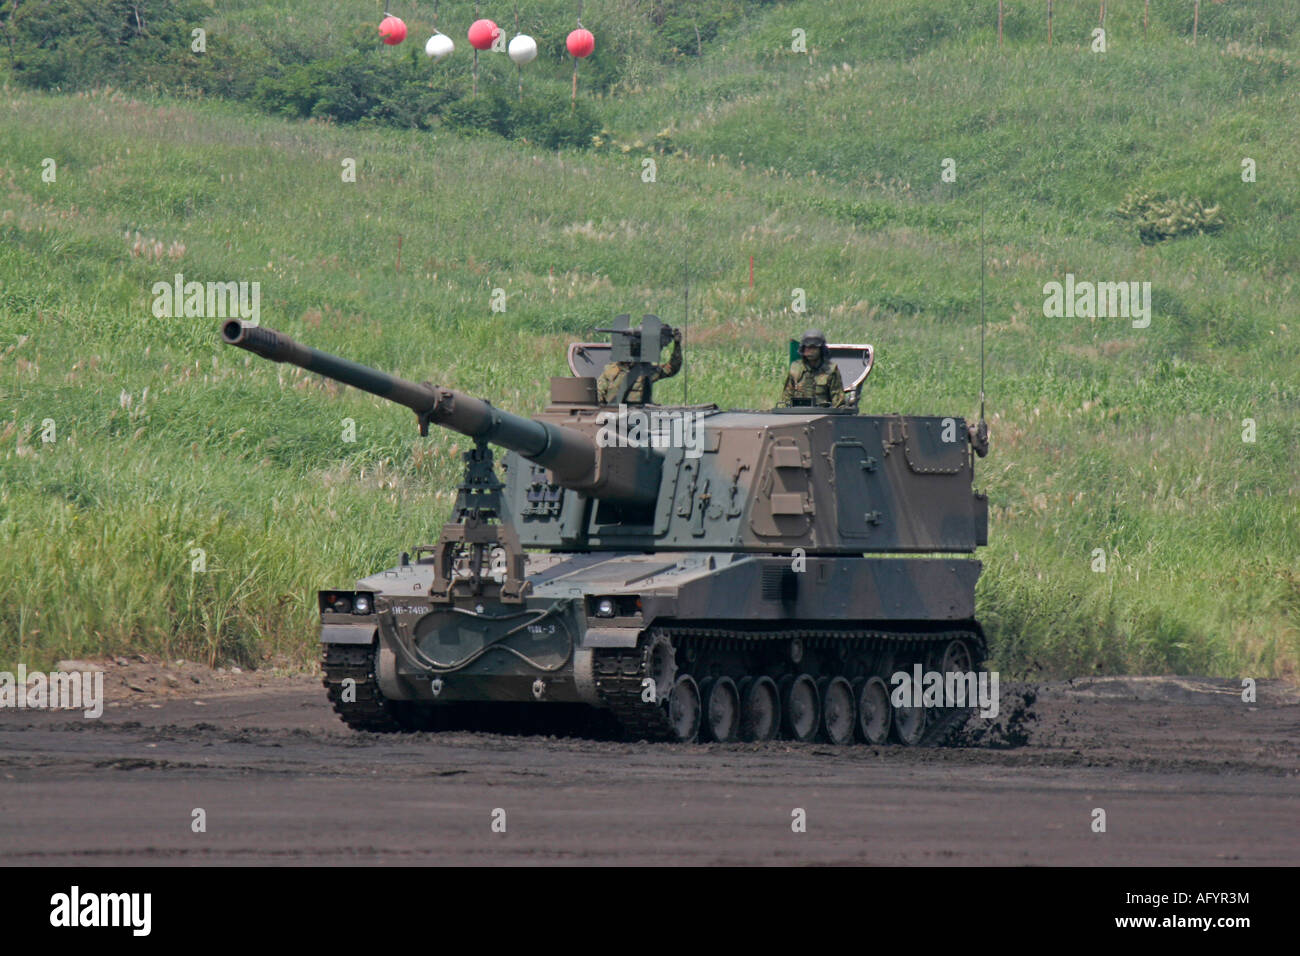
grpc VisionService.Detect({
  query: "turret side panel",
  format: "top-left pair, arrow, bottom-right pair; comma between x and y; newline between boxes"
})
738,415 -> 984,553
505,411 -> 986,554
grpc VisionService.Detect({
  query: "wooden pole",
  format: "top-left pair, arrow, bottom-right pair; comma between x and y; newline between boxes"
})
572,3 -> 583,112
574,0 -> 585,111
1193,0 -> 1200,45
1144,0 -> 1149,39
1048,0 -> 1053,46
998,0 -> 1003,48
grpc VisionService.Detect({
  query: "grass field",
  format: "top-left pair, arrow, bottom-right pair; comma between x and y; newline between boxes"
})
1,1 -> 1297,678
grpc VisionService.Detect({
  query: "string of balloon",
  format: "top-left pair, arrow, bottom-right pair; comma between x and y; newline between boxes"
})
378,8 -> 595,103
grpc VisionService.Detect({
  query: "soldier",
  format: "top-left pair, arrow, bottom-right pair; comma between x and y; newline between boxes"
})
780,329 -> 846,408
596,327 -> 683,405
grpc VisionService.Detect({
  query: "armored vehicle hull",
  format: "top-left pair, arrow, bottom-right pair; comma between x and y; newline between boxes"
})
322,548 -> 984,745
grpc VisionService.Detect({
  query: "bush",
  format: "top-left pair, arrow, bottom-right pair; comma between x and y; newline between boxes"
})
657,1 -> 743,58
3,0 -> 599,147
4,0 -> 213,90
250,50 -> 461,129
445,91 -> 600,149
1118,191 -> 1227,244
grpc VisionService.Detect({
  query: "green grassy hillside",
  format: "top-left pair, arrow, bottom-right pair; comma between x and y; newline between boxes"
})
1,1 -> 1296,677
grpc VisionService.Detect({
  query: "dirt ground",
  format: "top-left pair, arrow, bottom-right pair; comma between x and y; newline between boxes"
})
1,656 -> 1296,865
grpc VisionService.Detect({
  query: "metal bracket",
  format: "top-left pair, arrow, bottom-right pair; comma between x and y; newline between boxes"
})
726,466 -> 747,517
429,440 -> 531,605
691,479 -> 711,537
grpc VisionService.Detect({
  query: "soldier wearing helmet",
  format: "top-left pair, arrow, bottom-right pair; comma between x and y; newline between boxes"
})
596,326 -> 683,405
779,329 -> 846,408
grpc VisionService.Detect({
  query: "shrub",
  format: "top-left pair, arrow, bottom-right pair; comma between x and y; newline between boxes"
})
4,0 -> 215,91
1118,191 -> 1227,244
445,91 -> 600,149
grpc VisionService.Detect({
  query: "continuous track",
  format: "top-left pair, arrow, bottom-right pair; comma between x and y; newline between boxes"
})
325,624 -> 985,745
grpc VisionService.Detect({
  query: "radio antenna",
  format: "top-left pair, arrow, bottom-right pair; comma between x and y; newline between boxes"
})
682,247 -> 689,405
979,197 -> 986,425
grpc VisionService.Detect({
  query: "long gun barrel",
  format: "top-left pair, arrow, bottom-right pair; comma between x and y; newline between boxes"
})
221,320 -> 654,503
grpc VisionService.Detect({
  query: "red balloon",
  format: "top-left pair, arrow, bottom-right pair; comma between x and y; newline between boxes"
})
378,15 -> 407,45
468,19 -> 500,51
566,28 -> 595,58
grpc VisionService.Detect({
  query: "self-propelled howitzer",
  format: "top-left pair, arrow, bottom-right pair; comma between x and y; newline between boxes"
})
221,317 -> 991,747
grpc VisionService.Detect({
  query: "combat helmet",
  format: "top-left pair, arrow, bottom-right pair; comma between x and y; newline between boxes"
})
799,328 -> 828,364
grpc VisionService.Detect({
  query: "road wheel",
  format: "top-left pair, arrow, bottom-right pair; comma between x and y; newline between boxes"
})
700,676 -> 740,743
667,675 -> 701,743
780,674 -> 820,742
854,676 -> 892,745
738,676 -> 780,742
819,676 -> 856,745
892,699 -> 927,746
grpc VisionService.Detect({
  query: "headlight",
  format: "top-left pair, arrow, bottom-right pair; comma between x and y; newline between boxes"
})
353,595 -> 371,615
332,596 -> 352,614
595,598 -> 615,618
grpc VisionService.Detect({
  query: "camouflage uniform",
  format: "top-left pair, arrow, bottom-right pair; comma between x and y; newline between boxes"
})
780,330 -> 846,408
596,337 -> 682,405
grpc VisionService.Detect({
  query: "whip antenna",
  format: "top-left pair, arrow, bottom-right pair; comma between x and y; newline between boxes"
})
979,198 -> 986,425
682,248 -> 689,405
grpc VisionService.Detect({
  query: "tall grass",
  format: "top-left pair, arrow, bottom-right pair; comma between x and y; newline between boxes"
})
1,1 -> 1296,677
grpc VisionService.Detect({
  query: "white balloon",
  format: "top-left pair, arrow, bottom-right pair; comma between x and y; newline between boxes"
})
425,33 -> 454,60
508,34 -> 538,65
